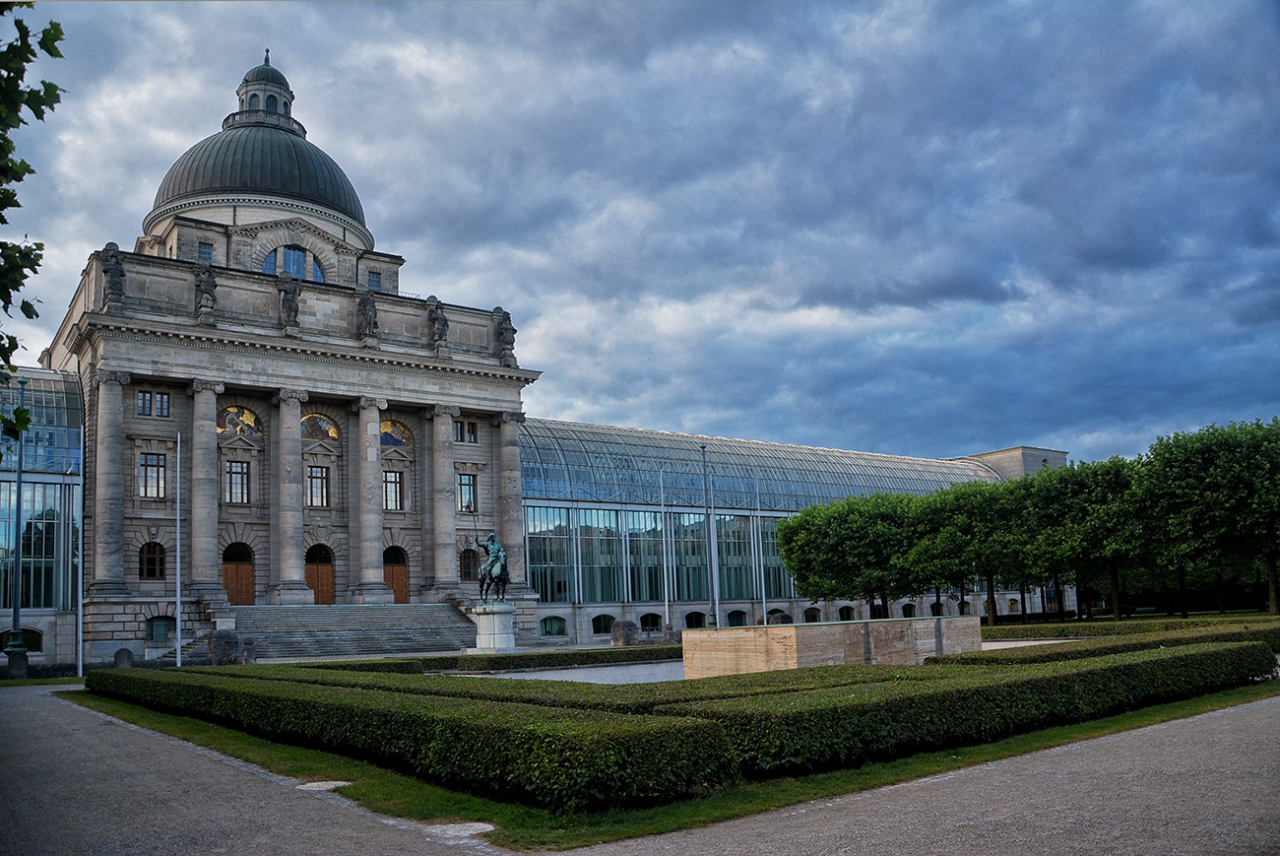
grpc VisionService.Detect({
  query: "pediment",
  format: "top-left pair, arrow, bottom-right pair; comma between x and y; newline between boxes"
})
381,447 -> 414,463
303,439 -> 343,456
219,435 -> 263,453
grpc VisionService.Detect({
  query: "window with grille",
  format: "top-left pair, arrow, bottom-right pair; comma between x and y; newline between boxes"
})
383,470 -> 404,511
453,420 -> 478,443
367,271 -> 381,292
197,242 -> 213,263
306,466 -> 330,507
139,453 -> 166,498
139,542 -> 166,578
224,461 -> 250,504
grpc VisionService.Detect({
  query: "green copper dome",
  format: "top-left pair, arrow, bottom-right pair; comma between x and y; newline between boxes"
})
153,123 -> 366,226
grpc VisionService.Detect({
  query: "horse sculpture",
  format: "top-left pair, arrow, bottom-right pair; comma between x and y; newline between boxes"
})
476,532 -> 510,602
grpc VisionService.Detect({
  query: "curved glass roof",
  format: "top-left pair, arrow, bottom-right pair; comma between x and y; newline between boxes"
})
520,419 -> 1005,513
0,369 -> 83,475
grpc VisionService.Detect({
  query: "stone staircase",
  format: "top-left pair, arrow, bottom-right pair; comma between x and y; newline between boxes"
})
229,604 -> 477,660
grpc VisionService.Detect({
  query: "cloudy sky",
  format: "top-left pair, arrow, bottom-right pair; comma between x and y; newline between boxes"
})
6,1 -> 1280,462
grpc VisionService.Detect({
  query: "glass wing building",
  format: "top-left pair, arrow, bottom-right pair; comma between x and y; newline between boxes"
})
519,419 -> 1068,642
0,370 -> 83,660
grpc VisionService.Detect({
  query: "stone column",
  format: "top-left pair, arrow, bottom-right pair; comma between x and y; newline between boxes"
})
89,371 -> 130,595
188,380 -> 225,599
432,404 -> 460,588
351,396 -> 393,603
498,411 -> 526,585
271,389 -> 313,604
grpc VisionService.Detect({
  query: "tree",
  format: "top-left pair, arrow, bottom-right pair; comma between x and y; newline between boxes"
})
907,480 -> 1027,626
0,3 -> 62,439
777,492 -> 921,613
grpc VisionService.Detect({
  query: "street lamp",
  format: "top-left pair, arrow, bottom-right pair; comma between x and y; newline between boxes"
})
5,377 -> 28,676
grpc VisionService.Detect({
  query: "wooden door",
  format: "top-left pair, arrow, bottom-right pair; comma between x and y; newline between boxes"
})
305,560 -> 334,605
383,562 -> 408,604
222,562 -> 254,606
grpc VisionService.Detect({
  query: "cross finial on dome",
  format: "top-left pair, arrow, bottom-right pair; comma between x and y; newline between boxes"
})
264,48 -> 271,66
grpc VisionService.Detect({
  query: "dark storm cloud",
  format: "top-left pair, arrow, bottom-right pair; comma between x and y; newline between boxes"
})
9,1 -> 1280,461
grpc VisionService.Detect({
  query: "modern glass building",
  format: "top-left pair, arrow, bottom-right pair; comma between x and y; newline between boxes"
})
0,369 -> 83,661
519,419 -> 1067,642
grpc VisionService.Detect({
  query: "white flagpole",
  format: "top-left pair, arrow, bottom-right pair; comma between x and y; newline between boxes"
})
175,432 -> 182,667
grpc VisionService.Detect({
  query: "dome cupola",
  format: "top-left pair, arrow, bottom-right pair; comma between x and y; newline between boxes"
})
143,52 -> 372,249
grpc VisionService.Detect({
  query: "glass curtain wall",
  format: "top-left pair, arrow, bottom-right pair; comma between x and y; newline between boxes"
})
627,511 -> 664,602
671,512 -> 709,602
579,509 -> 623,602
525,506 -> 573,602
0,482 -> 80,611
717,514 -> 755,600
759,517 -> 793,600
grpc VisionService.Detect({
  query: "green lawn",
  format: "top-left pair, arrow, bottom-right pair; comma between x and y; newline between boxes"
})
59,678 -> 1280,851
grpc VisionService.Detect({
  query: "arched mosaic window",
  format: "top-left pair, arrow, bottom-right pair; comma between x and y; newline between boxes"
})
380,420 -> 413,447
217,406 -> 262,436
301,413 -> 340,441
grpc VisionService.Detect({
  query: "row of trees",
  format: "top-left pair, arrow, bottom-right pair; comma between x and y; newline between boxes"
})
776,419 -> 1280,623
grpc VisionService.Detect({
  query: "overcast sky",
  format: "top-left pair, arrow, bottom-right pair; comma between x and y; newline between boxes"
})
5,1 -> 1280,462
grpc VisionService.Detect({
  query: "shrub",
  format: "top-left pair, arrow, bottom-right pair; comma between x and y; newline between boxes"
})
929,623 -> 1280,665
655,642 -> 1275,776
85,668 -> 732,811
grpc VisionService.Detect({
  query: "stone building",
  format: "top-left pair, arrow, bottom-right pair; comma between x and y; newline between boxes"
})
3,57 -> 1071,665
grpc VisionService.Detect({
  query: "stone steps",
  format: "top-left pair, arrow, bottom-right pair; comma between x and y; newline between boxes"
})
231,604 -> 476,660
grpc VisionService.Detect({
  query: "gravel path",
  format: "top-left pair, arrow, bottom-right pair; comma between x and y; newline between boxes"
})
2,684 -> 1277,855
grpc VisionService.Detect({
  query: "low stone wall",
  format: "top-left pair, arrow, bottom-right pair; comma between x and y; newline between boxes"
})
683,616 -> 982,679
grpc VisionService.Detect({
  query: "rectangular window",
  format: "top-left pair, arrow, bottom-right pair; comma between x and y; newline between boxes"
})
383,470 -> 404,511
456,473 -> 476,513
197,242 -> 214,263
139,453 -> 166,498
306,466 -> 330,507
136,391 -> 151,416
224,461 -> 250,504
367,271 -> 381,292
453,420 -> 478,444
155,392 -> 170,418
136,391 -> 170,417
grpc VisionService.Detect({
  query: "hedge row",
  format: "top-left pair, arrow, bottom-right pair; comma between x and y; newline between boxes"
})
85,668 -> 732,812
654,642 -> 1276,776
302,645 -> 684,675
983,614 -> 1280,640
180,661 -> 960,715
930,623 -> 1280,665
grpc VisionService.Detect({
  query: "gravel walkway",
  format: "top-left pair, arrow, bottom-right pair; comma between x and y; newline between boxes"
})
2,684 -> 1277,855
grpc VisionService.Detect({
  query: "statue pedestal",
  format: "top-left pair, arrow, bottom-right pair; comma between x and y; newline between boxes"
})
466,602 -> 517,654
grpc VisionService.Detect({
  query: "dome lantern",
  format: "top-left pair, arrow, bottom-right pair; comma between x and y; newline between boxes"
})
236,48 -> 294,118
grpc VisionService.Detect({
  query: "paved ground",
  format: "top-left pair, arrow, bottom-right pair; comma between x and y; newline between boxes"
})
2,684 -> 1278,855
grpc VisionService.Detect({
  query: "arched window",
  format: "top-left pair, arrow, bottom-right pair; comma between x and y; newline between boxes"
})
727,610 -> 748,627
139,542 -> 165,579
282,246 -> 306,278
591,614 -> 615,635
870,603 -> 887,619
901,603 -> 917,618
767,609 -> 792,624
804,607 -> 822,623
266,94 -> 278,113
248,93 -> 260,110
540,616 -> 566,636
1008,598 -> 1021,614
930,601 -> 945,617
639,612 -> 662,632
460,549 -> 479,581
0,628 -> 42,652
838,605 -> 856,621
684,612 -> 706,629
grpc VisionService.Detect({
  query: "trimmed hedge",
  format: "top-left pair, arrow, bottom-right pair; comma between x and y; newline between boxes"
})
302,645 -> 683,676
654,642 -> 1276,776
179,662 -> 960,715
929,623 -> 1280,665
983,614 -> 1280,640
85,668 -> 732,812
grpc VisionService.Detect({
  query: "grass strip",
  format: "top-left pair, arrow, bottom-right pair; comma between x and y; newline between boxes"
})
58,678 -> 1280,851
933,622 -> 1280,665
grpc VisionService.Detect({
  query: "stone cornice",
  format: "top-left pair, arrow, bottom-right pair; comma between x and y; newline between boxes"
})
76,314 -> 541,386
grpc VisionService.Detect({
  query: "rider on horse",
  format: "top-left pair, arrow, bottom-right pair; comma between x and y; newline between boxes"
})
476,532 -> 510,601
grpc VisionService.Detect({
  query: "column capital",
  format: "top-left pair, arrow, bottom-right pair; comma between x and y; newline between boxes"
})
500,411 -> 526,424
188,380 -> 225,395
352,396 -> 387,412
97,370 -> 131,386
273,388 -> 309,404
432,404 -> 461,419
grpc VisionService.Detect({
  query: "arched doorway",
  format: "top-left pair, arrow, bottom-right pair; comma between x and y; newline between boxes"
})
305,544 -> 335,605
383,546 -> 408,604
221,543 -> 254,606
